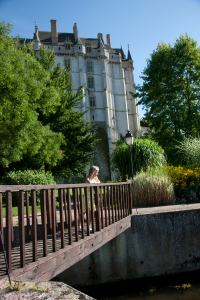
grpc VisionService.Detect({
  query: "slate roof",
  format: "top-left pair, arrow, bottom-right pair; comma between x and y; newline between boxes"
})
18,30 -> 131,60
38,31 -> 75,45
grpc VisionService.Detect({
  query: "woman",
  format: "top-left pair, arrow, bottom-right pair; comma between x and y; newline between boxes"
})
78,166 -> 100,232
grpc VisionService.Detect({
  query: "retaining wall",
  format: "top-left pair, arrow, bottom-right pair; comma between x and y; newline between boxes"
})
53,204 -> 200,287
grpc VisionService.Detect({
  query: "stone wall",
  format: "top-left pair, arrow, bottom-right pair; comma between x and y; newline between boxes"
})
54,206 -> 200,287
91,122 -> 111,183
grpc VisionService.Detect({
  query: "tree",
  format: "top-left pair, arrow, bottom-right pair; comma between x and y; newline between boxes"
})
133,34 -> 200,164
0,21 -> 63,171
0,21 -> 97,178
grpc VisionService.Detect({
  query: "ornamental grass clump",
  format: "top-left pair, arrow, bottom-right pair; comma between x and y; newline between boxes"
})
132,168 -> 174,207
176,136 -> 200,165
111,136 -> 166,181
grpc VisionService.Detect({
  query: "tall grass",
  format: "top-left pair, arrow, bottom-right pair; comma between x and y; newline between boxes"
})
132,168 -> 174,207
176,136 -> 200,165
111,137 -> 166,181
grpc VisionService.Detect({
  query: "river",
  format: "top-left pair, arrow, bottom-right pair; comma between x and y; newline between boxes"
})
76,271 -> 200,300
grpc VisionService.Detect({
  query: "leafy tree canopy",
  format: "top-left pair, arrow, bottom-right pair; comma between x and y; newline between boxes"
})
133,34 -> 200,165
0,21 -> 97,179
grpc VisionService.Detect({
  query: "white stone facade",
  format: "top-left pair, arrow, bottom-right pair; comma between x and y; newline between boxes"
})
28,20 -> 141,180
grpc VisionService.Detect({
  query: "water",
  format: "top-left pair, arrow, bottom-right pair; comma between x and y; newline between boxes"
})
77,271 -> 200,300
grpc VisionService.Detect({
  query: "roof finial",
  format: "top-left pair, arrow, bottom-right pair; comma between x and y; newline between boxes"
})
127,44 -> 132,61
35,22 -> 38,30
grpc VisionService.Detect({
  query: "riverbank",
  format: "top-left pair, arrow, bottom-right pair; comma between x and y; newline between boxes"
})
0,277 -> 95,300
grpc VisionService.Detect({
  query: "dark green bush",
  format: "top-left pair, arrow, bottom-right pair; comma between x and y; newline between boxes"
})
3,168 -> 56,205
111,137 -> 166,181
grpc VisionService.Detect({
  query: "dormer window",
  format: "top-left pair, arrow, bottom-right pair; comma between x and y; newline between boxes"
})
86,43 -> 91,53
66,43 -> 70,50
65,37 -> 71,51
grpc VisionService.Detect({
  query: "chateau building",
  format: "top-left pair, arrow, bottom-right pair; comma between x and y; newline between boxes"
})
23,20 -> 141,181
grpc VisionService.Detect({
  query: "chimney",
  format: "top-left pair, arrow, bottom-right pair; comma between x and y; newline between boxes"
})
97,33 -> 104,44
106,34 -> 111,47
51,20 -> 58,45
73,23 -> 78,42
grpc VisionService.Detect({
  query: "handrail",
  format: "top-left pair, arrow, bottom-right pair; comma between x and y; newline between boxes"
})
0,182 -> 132,276
0,182 -> 131,193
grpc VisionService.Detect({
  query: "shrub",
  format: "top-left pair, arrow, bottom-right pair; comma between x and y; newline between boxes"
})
3,168 -> 56,205
164,165 -> 200,203
111,137 -> 166,181
175,136 -> 200,165
132,168 -> 174,207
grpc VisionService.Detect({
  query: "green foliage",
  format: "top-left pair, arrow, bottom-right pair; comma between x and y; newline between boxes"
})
133,34 -> 200,165
132,167 -> 174,207
0,21 -> 97,179
175,136 -> 200,165
3,168 -> 56,205
111,136 -> 166,181
0,21 -> 63,171
140,118 -> 149,127
3,168 -> 56,185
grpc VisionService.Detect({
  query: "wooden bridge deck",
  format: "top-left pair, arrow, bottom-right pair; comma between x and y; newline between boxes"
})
0,183 -> 132,281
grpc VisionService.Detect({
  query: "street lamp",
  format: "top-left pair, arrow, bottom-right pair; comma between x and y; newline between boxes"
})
125,130 -> 138,214
125,130 -> 134,179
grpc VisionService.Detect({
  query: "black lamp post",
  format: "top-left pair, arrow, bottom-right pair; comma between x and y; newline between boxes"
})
125,130 -> 138,214
125,130 -> 134,179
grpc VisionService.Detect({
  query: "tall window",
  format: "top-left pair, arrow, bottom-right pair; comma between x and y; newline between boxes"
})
89,96 -> 95,107
86,43 -> 91,53
87,62 -> 93,72
88,77 -> 94,89
64,59 -> 70,68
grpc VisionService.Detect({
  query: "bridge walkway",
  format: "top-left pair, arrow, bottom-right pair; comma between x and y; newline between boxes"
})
0,183 -> 132,281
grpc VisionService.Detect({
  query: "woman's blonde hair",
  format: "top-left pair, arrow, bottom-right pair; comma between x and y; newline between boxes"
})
87,166 -> 99,179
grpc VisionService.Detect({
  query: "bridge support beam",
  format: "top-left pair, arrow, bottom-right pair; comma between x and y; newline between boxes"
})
11,216 -> 132,281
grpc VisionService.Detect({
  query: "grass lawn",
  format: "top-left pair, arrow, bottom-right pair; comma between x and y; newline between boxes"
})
2,205 -> 41,218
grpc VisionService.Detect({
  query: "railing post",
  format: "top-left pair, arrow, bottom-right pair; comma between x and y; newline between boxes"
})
59,188 -> 65,248
94,186 -> 100,231
104,186 -> 108,227
119,184 -> 123,219
41,189 -> 47,257
25,191 -> 31,241
63,189 -> 68,227
128,183 -> 132,214
46,189 -> 52,234
90,187 -> 95,233
66,188 -> 72,244
0,193 -> 3,250
6,191 -> 12,272
111,186 -> 114,224
31,190 -> 37,262
18,190 -> 25,267
73,188 -> 79,242
84,187 -> 90,236
51,189 -> 57,252
107,186 -> 111,225
113,186 -> 117,222
100,186 -> 104,229
79,188 -> 85,239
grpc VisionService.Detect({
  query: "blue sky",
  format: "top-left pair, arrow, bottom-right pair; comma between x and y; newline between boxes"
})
0,0 -> 200,118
